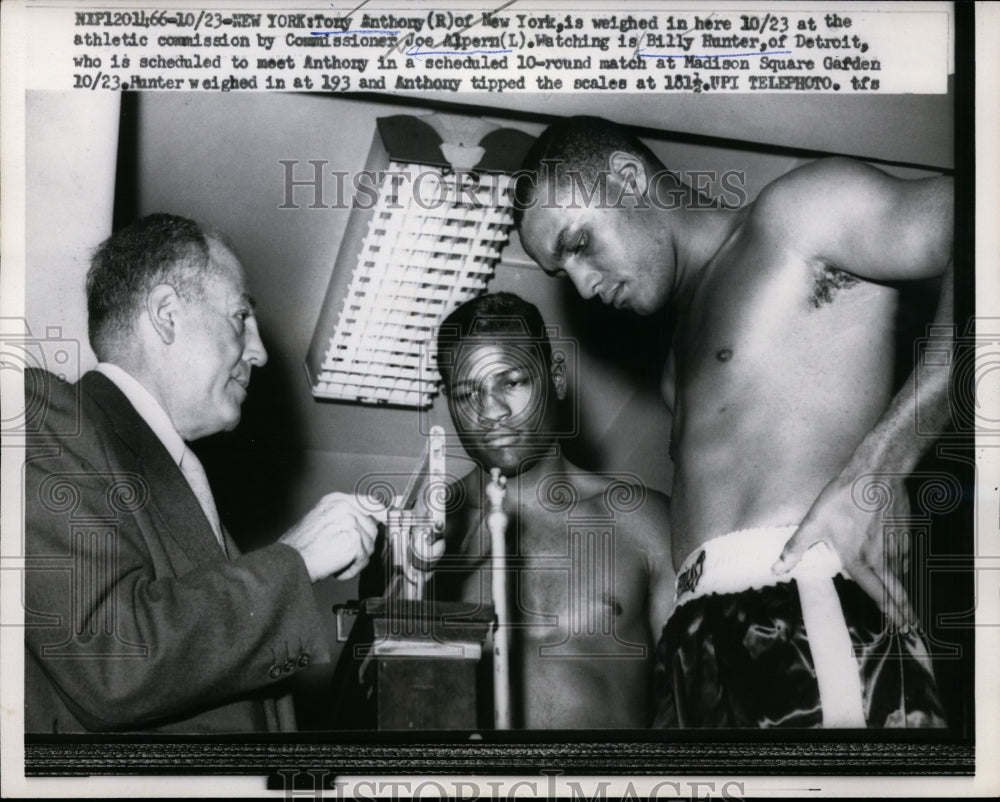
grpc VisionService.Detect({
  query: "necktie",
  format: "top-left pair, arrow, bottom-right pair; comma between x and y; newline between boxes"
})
179,446 -> 226,554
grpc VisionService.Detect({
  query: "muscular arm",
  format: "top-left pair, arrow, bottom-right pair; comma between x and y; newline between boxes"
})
769,159 -> 954,620
794,158 -> 955,476
842,257 -> 953,474
768,157 -> 953,283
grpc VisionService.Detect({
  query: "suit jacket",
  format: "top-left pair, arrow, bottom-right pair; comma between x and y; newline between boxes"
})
24,369 -> 330,733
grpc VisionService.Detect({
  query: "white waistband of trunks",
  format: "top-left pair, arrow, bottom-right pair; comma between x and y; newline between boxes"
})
672,526 -> 847,610
670,525 -> 864,727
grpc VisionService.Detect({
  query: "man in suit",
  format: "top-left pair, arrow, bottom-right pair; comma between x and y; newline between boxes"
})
24,213 -> 383,733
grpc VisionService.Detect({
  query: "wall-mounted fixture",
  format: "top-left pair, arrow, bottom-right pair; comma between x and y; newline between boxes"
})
305,113 -> 535,408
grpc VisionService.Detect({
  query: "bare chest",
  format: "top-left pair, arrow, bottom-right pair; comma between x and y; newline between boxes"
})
440,507 -> 649,646
663,236 -> 894,413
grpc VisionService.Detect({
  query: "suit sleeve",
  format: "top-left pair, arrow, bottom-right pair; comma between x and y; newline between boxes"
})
24,377 -> 330,731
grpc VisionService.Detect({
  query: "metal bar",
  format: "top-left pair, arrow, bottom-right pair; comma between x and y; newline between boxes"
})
486,467 -> 511,730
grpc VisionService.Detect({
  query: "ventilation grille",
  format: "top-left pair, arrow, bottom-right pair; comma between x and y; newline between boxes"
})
310,164 -> 514,407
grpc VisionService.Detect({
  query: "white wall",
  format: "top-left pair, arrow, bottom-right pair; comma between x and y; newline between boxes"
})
25,92 -> 120,376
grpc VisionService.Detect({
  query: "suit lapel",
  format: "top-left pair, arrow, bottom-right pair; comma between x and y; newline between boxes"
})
81,371 -> 229,566
221,524 -> 240,559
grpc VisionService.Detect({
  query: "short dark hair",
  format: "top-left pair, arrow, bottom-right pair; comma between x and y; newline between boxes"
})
86,213 -> 228,359
436,292 -> 552,387
512,115 -> 665,228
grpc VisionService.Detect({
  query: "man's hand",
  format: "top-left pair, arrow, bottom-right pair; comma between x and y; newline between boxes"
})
409,525 -> 448,570
280,492 -> 388,582
772,472 -> 915,629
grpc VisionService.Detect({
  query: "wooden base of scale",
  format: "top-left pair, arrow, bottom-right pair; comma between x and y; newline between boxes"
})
331,598 -> 494,730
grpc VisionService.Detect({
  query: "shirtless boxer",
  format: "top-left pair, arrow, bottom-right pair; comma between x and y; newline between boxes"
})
513,116 -> 952,728
430,292 -> 674,728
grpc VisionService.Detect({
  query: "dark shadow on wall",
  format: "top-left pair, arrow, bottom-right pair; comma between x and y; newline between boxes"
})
559,285 -> 671,473
894,278 -> 942,392
112,92 -> 140,233
908,437 -> 975,739
569,297 -> 671,384
193,324 -> 308,552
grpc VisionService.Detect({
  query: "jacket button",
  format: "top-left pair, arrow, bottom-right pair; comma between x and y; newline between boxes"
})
298,654 -> 311,668
268,665 -> 282,679
283,660 -> 295,673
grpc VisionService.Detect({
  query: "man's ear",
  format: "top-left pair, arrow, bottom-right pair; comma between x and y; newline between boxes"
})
550,352 -> 567,401
608,150 -> 649,197
146,284 -> 180,345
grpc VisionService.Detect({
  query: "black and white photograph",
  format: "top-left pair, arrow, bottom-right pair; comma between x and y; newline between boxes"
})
1,0 -> 997,797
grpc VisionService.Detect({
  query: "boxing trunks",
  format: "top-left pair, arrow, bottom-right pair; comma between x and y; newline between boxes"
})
653,527 -> 947,728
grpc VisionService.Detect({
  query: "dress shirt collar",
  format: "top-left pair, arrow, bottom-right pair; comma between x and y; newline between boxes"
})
95,362 -> 187,465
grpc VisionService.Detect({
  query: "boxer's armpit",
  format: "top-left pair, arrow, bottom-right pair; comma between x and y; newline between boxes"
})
808,264 -> 861,309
